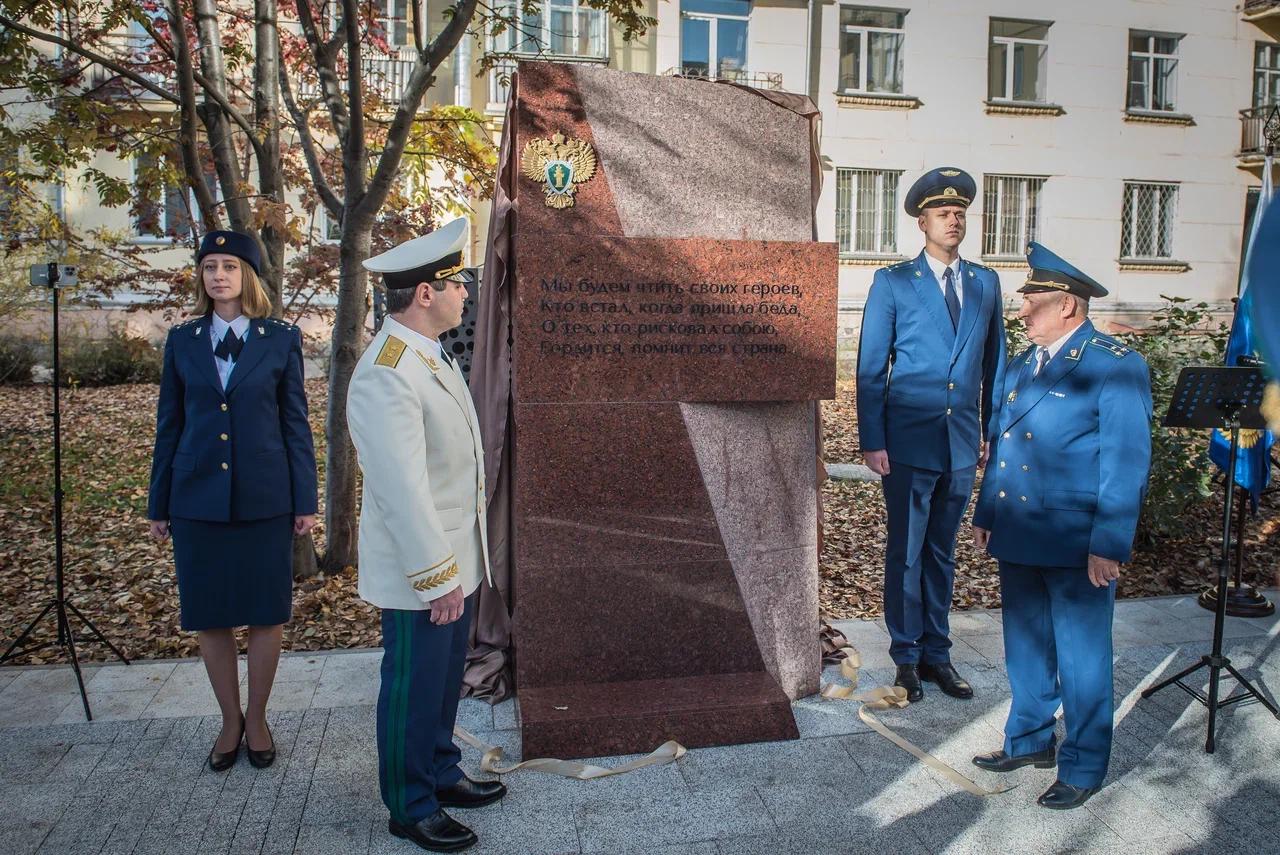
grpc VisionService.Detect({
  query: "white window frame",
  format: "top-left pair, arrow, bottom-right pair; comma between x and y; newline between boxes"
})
835,167 -> 901,257
317,207 -> 341,244
679,5 -> 751,82
131,154 -> 204,245
1128,31 -> 1181,113
981,174 -> 1046,260
379,0 -> 411,49
989,19 -> 1050,104
1121,181 -> 1179,261
1255,42 -> 1280,107
487,1 -> 609,106
838,7 -> 906,95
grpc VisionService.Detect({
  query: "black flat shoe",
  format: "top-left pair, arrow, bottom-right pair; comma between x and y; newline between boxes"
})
972,744 -> 1057,773
1037,779 -> 1099,810
389,810 -> 477,852
918,662 -> 974,699
437,775 -> 507,809
246,722 -> 276,769
208,715 -> 244,772
894,664 -> 924,702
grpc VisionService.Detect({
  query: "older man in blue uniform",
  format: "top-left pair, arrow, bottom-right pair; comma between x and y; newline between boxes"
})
857,167 -> 1006,702
971,242 -> 1152,810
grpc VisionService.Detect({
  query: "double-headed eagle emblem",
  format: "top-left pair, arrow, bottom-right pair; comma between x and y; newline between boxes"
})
521,132 -> 598,209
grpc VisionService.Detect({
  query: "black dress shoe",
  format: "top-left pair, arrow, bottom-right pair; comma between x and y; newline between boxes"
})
246,722 -> 276,769
972,744 -> 1056,773
207,715 -> 244,772
894,664 -> 924,702
918,662 -> 974,699
437,775 -> 507,808
389,810 -> 478,852
1037,779 -> 1099,810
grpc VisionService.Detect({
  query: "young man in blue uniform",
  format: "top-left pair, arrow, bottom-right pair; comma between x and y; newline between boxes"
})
971,242 -> 1152,810
857,167 -> 1006,702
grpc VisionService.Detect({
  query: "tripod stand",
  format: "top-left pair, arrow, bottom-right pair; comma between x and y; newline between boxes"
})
0,263 -> 129,721
1141,366 -> 1279,752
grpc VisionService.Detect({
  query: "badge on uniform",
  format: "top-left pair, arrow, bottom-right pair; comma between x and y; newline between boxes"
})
1008,390 -> 1018,403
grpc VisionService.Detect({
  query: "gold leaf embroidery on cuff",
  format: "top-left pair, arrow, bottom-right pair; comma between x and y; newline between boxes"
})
407,554 -> 455,579
412,562 -> 459,591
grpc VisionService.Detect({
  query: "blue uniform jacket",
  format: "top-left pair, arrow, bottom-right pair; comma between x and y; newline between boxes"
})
856,251 -> 1006,472
973,321 -> 1152,565
147,315 -> 318,523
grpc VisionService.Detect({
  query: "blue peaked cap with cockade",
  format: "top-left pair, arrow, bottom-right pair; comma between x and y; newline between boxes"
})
197,230 -> 262,276
1018,241 -> 1109,299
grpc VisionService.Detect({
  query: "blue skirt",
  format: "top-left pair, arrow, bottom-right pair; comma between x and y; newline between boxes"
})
170,514 -> 294,631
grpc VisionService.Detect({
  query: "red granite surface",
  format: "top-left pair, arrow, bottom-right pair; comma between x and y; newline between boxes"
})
519,673 -> 800,759
513,232 -> 837,403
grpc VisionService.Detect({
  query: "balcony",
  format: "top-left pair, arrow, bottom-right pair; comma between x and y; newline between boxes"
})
296,53 -> 419,105
1243,1 -> 1280,21
661,66 -> 783,92
1240,104 -> 1280,159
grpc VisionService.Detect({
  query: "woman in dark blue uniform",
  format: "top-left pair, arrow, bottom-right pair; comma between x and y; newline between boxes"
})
147,231 -> 318,771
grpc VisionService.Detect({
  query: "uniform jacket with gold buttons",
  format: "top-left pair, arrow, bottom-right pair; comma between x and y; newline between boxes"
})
147,315 -> 317,523
973,320 -> 1152,566
347,316 -> 491,608
856,251 -> 1007,472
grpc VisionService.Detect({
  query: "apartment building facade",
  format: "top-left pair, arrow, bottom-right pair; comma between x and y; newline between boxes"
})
11,0 -> 1280,330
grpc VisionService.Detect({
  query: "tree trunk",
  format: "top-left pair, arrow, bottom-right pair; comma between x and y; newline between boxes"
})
254,0 -> 286,314
320,224 -> 372,571
292,531 -> 319,580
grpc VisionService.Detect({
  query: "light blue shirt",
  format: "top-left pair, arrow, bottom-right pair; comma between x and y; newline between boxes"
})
210,313 -> 249,390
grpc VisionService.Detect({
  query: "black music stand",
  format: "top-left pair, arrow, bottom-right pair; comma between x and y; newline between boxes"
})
1141,366 -> 1279,752
0,263 -> 130,721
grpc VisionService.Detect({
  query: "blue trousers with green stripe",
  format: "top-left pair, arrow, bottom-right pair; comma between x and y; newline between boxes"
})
377,596 -> 474,823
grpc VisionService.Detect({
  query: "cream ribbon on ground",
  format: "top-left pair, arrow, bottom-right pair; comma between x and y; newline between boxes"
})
821,644 -> 1012,796
453,725 -> 686,779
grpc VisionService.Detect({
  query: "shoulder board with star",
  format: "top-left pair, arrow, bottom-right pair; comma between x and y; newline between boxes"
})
887,259 -> 914,272
1087,336 -> 1130,358
374,335 -> 407,369
267,318 -> 299,331
967,261 -> 995,273
175,317 -> 201,330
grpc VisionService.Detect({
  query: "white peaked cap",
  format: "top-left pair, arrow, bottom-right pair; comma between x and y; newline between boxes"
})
362,217 -> 469,273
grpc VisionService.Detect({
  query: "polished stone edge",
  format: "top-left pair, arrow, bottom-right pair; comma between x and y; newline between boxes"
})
519,673 -> 799,759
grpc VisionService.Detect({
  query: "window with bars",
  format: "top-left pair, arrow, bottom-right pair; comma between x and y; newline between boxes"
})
1255,42 -> 1280,107
981,175 -> 1045,259
1128,32 -> 1180,112
988,19 -> 1049,103
835,168 -> 900,256
839,7 -> 907,94
1121,182 -> 1178,260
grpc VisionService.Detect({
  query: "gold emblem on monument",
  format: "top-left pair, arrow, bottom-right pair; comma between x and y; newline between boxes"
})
521,132 -> 598,209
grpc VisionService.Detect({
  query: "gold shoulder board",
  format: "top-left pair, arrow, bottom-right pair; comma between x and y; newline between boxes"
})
375,336 -> 407,368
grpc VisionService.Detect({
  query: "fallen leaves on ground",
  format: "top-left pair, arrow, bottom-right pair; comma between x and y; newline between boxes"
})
0,377 -> 1275,663
819,378 -> 1280,619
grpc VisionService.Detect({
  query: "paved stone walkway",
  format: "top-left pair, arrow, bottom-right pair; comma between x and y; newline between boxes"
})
1,593 -> 1278,854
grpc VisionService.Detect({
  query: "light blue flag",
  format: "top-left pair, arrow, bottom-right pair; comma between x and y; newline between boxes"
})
1211,154 -> 1273,508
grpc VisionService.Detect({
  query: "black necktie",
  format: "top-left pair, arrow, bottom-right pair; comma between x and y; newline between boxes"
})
439,346 -> 454,368
214,329 -> 244,362
942,268 -> 961,330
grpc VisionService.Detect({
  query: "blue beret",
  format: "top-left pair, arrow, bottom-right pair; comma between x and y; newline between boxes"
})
1019,241 -> 1108,299
1245,198 -> 1280,370
197,230 -> 261,276
904,167 -> 976,217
